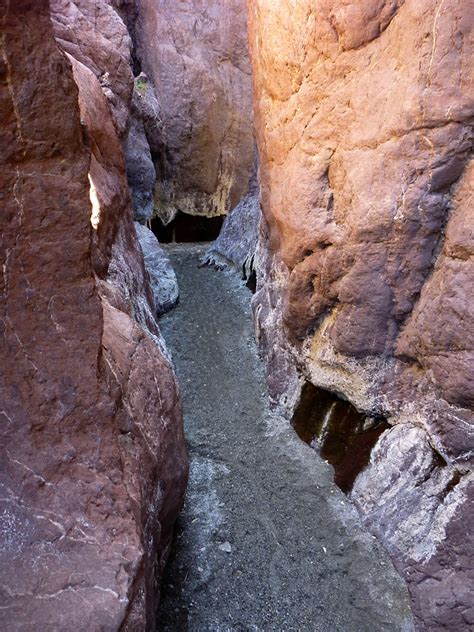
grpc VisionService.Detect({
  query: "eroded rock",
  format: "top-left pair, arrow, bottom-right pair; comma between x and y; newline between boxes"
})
51,0 -> 134,136
352,426 -> 474,630
123,77 -> 157,222
202,159 -> 261,276
0,2 -> 187,630
247,0 -> 474,627
134,0 -> 254,222
134,222 -> 179,316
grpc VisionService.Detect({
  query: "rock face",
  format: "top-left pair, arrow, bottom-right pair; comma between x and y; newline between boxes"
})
123,75 -> 159,223
0,2 -> 187,630
201,159 -> 261,276
133,0 -> 254,223
247,0 -> 473,628
51,0 -> 134,136
135,222 -> 179,315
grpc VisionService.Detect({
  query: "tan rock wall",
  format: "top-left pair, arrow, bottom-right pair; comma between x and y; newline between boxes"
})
248,1 -> 473,628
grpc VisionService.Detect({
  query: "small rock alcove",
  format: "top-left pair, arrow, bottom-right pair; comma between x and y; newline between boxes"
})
291,382 -> 389,493
150,212 -> 224,243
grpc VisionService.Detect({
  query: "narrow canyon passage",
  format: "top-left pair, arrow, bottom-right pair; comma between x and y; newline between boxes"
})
157,245 -> 414,631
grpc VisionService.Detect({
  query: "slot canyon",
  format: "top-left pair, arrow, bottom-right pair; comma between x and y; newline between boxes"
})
0,0 -> 472,630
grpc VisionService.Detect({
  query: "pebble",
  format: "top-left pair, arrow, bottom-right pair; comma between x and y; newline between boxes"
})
218,541 -> 232,553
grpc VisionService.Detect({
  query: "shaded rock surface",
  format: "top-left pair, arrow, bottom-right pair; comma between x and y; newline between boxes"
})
157,245 -> 413,631
247,0 -> 474,628
0,2 -> 187,630
135,222 -> 179,316
134,0 -> 254,222
202,159 -> 261,276
123,74 -> 163,222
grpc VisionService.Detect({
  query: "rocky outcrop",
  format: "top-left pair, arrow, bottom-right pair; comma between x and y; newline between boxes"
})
135,223 -> 179,315
133,0 -> 254,224
247,0 -> 473,628
0,2 -> 187,630
51,0 -> 134,136
123,77 -> 158,222
201,158 -> 261,276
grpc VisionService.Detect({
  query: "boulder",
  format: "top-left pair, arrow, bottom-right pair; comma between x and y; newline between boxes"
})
134,223 -> 179,316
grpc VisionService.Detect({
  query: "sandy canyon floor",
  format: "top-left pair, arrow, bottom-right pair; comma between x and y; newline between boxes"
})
157,244 -> 414,631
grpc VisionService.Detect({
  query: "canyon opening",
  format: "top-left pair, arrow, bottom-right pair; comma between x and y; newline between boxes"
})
1,1 -> 472,631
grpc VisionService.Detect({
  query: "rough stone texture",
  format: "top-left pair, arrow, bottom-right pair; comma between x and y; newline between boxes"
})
123,77 -> 157,222
135,223 -> 179,316
134,0 -> 254,223
0,2 -> 187,630
51,0 -> 133,136
202,159 -> 261,276
247,0 -> 473,628
396,159 -> 474,411
157,246 -> 414,632
352,426 -> 474,631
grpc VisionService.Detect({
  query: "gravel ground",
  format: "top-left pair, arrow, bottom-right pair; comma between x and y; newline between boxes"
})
156,244 -> 414,632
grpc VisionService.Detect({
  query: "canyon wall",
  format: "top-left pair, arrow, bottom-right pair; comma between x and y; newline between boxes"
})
52,0 -> 255,232
0,1 -> 187,629
247,1 -> 473,629
51,0 -> 134,137
132,0 -> 255,224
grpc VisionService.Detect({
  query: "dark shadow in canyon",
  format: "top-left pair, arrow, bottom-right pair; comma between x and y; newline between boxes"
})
291,382 -> 389,493
151,212 -> 224,243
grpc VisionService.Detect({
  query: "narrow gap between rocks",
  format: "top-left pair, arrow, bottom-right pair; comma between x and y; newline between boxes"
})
244,268 -> 257,293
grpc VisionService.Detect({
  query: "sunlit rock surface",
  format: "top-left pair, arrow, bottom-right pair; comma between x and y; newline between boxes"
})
0,2 -> 187,629
247,0 -> 474,628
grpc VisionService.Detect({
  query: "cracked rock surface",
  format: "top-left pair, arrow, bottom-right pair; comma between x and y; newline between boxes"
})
0,3 -> 187,629
134,0 -> 254,222
135,222 -> 179,315
157,245 -> 413,631
247,2 -> 474,626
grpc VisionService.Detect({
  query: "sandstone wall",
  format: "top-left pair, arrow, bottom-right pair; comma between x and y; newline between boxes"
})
247,1 -> 473,629
133,0 -> 255,223
0,1 -> 187,629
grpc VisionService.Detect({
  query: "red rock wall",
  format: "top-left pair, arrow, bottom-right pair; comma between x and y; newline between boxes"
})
0,1 -> 187,629
51,0 -> 134,136
248,1 -> 473,628
134,0 -> 255,222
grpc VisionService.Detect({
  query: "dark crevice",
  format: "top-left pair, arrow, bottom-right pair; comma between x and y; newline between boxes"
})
157,517 -> 189,629
438,470 -> 462,503
111,1 -> 142,75
150,212 -> 224,243
241,255 -> 257,293
245,269 -> 257,293
291,381 -> 390,493
326,193 -> 334,215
